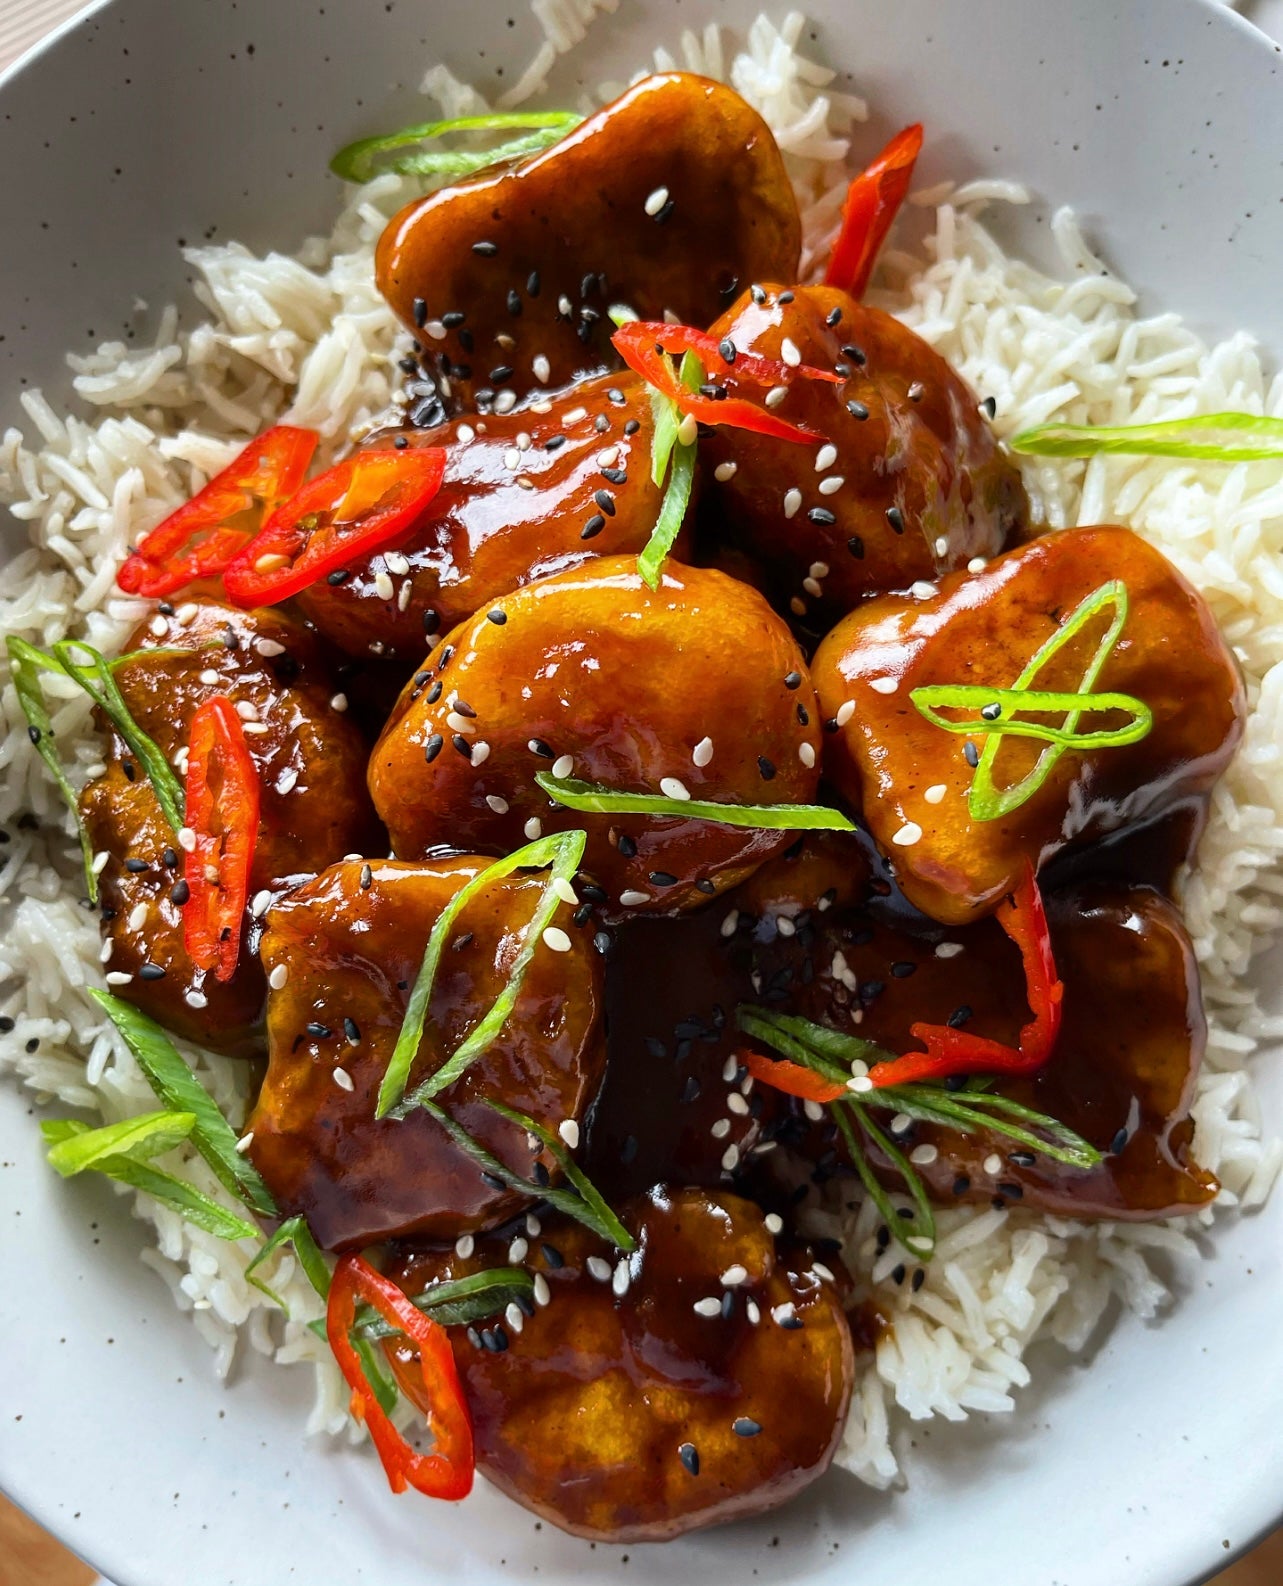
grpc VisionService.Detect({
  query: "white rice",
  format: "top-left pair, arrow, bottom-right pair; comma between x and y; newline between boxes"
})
1,5 -> 1280,1487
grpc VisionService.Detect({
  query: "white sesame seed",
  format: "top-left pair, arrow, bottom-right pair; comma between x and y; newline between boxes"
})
105,970 -> 133,986
446,712 -> 475,735
551,753 -> 574,779
910,1144 -> 939,1167
178,826 -> 197,853
771,1302 -> 797,1326
776,915 -> 796,938
764,1213 -> 784,1235
549,879 -> 578,910
384,552 -> 410,576
504,1302 -> 525,1335
924,783 -> 948,805
934,536 -> 949,557
524,353 -> 550,386
333,1066 -> 355,1092
746,1298 -> 761,1324
516,432 -> 532,451
542,926 -> 572,954
503,448 -> 521,471
524,817 -> 543,841
494,390 -> 517,414
659,775 -> 690,801
644,185 -> 670,216
508,1236 -> 529,1263
693,1296 -> 722,1317
330,693 -> 348,713
790,596 -> 807,616
803,1098 -> 825,1124
809,560 -> 830,579
765,385 -> 788,409
892,821 -> 923,846
709,1119 -> 732,1142
235,699 -> 258,721
727,1093 -> 750,1116
797,739 -> 817,771
676,412 -> 698,447
126,902 -> 148,932
175,602 -> 199,626
486,794 -> 509,814
835,700 -> 856,727
397,581 -> 413,612
967,556 -> 988,573
783,487 -> 803,518
818,474 -> 845,496
561,406 -> 587,425
721,1143 -> 740,1171
803,576 -> 823,598
910,580 -> 936,600
242,722 -> 270,736
533,1273 -> 551,1307
276,767 -> 299,795
984,1153 -> 1003,1176
720,909 -> 739,939
612,1258 -> 631,1297
619,888 -> 650,907
455,422 -> 476,443
780,337 -> 802,367
587,1255 -> 612,1282
847,1075 -> 874,1093
251,889 -> 272,918
935,941 -> 964,959
869,676 -> 898,695
268,964 -> 289,991
374,570 -> 395,601
721,1264 -> 749,1287
526,1212 -> 541,1236
149,615 -> 169,638
425,319 -> 446,340
558,1118 -> 580,1149
812,1262 -> 837,1284
890,1112 -> 913,1137
455,1233 -> 475,1258
714,461 -> 738,482
815,442 -> 838,471
529,400 -> 553,415
199,668 -> 220,686
254,637 -> 286,657
235,1132 -> 254,1154
184,989 -> 208,1009
596,447 -> 619,468
471,742 -> 490,766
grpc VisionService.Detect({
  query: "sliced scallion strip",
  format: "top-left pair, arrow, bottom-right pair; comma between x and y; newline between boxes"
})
330,110 -> 581,184
1010,410 -> 1283,462
638,351 -> 703,588
244,1215 -> 332,1316
416,1097 -> 633,1250
40,1115 -> 258,1241
832,1105 -> 937,1260
883,1085 -> 1101,1169
6,635 -> 98,901
535,772 -> 855,832
52,638 -> 185,833
736,1004 -> 894,1076
909,684 -> 1151,751
359,1269 -> 537,1336
89,990 -> 278,1217
377,829 -> 587,1118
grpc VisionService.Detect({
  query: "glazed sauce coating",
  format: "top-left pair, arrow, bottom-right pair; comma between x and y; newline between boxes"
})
387,1188 -> 854,1542
79,600 -> 380,1051
298,374 -> 674,660
245,857 -> 605,1249
367,558 -> 823,917
376,74 -> 801,410
701,284 -> 1026,626
811,525 -> 1245,924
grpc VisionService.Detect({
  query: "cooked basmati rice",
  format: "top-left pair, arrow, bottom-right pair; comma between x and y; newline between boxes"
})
1,5 -> 1280,1487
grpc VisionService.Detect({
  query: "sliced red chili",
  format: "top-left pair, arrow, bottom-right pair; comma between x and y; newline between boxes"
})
611,320 -> 839,444
222,447 -> 447,607
740,1048 -> 847,1105
868,862 -> 1064,1088
824,123 -> 924,298
327,1253 -> 474,1501
117,426 -> 317,599
182,695 -> 260,983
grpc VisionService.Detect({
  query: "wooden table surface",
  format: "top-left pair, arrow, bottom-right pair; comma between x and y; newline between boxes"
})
2,0 -> 1282,1582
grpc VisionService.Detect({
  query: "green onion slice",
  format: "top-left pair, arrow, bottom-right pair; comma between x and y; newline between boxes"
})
736,1004 -> 895,1077
910,579 -> 1152,822
910,684 -> 1152,750
40,1114 -> 258,1241
1010,410 -> 1283,462
878,1084 -> 1101,1170
52,638 -> 185,833
535,772 -> 855,832
245,1214 -> 332,1316
89,990 -> 278,1217
360,1269 -> 537,1337
377,830 -> 588,1118
330,110 -> 581,184
638,351 -> 702,589
833,1105 -> 937,1260
6,636 -> 98,901
416,1097 -> 634,1251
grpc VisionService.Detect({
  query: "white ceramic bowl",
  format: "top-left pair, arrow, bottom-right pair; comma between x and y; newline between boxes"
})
3,2 -> 1283,1583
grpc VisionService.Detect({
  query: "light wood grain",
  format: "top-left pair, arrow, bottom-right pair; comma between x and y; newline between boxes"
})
0,1496 -> 94,1586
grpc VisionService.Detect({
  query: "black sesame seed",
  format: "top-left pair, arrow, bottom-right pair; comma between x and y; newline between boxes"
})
825,306 -> 843,327
426,680 -> 443,704
531,1161 -> 551,1187
824,717 -> 840,733
540,1242 -> 564,1269
121,759 -> 136,782
648,870 -> 678,888
593,489 -> 616,516
580,515 -> 606,540
480,1171 -> 506,1191
544,435 -> 566,451
27,725 -> 41,745
997,1181 -> 1025,1200
162,845 -> 178,869
623,418 -> 640,436
594,414 -> 610,433
846,535 -> 865,560
607,387 -> 626,405
841,344 -> 866,365
655,197 -> 675,224
580,881 -> 607,905
778,290 -> 795,304
592,929 -> 613,958
451,733 -> 473,759
980,395 -> 997,419
24,1037 -> 39,1053
359,863 -> 373,892
963,740 -> 980,768
453,699 -> 477,719
412,297 -> 427,328
486,609 -> 507,626
489,364 -> 514,383
952,1175 -> 971,1196
757,755 -> 776,781
393,433 -> 409,449
124,858 -> 149,873
343,1017 -> 361,1045
946,1004 -> 973,1029
1111,1127 -> 1130,1155
678,1442 -> 700,1476
572,902 -> 593,927
886,506 -> 905,534
846,399 -> 869,421
750,284 -> 767,304
1009,1151 -> 1037,1168
807,507 -> 836,526
892,1264 -> 906,1285
890,961 -> 916,978
506,289 -> 522,317
423,734 -> 444,763
980,702 -> 1002,721
306,1022 -> 331,1038
617,834 -> 638,858
911,1268 -> 926,1292
718,337 -> 737,364
526,270 -> 540,296
0,1016 -> 12,1033
169,877 -> 190,906
783,670 -> 802,690
907,381 -> 924,402
138,963 -> 166,981
528,739 -> 554,759
695,878 -> 716,895
326,567 -> 350,587
600,466 -> 627,485
423,609 -> 441,635
466,1326 -> 482,1350
796,703 -> 809,726
720,1289 -> 736,1320
442,311 -> 465,328
779,1314 -> 804,1330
